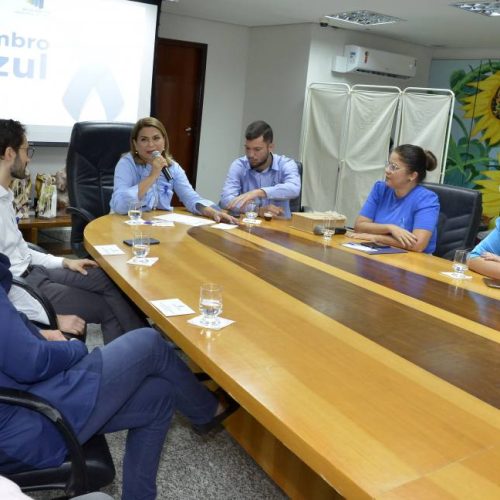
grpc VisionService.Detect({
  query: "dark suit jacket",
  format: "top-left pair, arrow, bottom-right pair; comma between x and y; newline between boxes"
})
0,254 -> 102,473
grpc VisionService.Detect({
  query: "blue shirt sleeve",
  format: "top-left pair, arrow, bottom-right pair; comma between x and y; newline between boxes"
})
0,289 -> 88,384
170,163 -> 215,214
412,189 -> 440,232
110,154 -> 142,214
220,159 -> 245,209
359,182 -> 383,220
470,218 -> 500,259
260,157 -> 300,201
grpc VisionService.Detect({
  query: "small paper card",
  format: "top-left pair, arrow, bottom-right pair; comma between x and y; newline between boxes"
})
212,223 -> 239,230
440,271 -> 473,280
187,315 -> 235,330
154,213 -> 215,226
94,244 -> 126,256
126,257 -> 159,267
151,299 -> 195,317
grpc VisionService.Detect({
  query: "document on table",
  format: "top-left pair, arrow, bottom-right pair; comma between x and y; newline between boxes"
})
154,213 -> 215,226
151,299 -> 196,316
94,245 -> 126,255
342,243 -> 407,254
342,242 -> 378,253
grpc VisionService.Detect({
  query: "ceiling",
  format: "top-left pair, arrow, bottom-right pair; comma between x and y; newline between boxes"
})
162,0 -> 500,49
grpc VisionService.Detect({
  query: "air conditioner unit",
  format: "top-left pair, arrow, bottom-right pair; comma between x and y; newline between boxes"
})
333,45 -> 417,79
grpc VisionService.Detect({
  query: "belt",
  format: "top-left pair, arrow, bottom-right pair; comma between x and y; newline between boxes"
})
20,265 -> 34,278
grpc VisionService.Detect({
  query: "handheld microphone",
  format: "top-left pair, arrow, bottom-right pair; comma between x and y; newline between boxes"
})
152,150 -> 173,182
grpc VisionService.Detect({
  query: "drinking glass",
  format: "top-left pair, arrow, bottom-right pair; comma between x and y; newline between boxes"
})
244,200 -> 259,223
322,215 -> 334,242
199,283 -> 223,328
128,201 -> 142,224
132,232 -> 150,263
451,249 -> 469,279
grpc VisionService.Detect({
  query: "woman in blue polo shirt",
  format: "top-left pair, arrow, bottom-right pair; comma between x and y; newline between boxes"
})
351,144 -> 440,253
468,217 -> 500,279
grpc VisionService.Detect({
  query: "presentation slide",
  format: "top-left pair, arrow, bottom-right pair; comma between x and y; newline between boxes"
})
0,0 -> 158,143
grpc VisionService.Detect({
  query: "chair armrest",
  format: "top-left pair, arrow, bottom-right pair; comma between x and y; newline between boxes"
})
67,207 -> 96,224
0,387 -> 89,495
26,242 -> 49,254
11,277 -> 58,329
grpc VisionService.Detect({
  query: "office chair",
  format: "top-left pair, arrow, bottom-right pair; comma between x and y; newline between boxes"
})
66,121 -> 134,258
289,160 -> 303,213
423,182 -> 482,260
1,389 -> 115,499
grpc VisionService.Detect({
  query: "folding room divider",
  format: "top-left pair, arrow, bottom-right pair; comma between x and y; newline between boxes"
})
300,83 -> 454,225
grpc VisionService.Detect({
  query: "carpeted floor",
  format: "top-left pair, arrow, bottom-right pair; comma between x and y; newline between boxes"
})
30,324 -> 287,500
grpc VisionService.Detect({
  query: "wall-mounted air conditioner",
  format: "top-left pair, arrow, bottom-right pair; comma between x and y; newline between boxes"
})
333,45 -> 417,79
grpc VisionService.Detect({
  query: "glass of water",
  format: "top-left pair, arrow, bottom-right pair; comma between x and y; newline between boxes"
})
132,232 -> 150,263
244,200 -> 259,223
128,201 -> 142,224
322,214 -> 334,242
199,283 -> 223,328
451,249 -> 469,279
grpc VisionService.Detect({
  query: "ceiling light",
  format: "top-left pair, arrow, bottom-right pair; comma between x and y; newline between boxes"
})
450,2 -> 500,16
324,10 -> 404,26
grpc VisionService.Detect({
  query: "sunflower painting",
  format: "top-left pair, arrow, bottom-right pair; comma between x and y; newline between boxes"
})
442,61 -> 500,228
462,71 -> 500,145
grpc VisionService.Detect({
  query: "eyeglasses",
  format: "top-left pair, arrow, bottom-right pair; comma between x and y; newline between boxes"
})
19,146 -> 35,159
385,161 -> 403,172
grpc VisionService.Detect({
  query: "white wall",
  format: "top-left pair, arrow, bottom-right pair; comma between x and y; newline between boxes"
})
159,14 -> 249,201
242,24 -> 311,161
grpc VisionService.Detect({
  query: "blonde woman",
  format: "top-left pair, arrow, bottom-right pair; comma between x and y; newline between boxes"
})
110,117 -> 236,223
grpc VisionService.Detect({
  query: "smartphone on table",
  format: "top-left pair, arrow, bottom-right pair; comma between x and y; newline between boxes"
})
483,277 -> 500,289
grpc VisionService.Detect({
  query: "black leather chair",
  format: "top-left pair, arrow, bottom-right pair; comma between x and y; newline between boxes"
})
1,389 -> 115,498
289,160 -> 303,213
423,182 -> 482,260
66,121 -> 134,257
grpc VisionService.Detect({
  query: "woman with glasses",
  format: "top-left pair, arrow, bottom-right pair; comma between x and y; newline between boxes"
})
110,117 -> 237,224
350,144 -> 440,253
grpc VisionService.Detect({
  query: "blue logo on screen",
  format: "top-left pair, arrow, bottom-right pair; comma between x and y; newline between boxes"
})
27,0 -> 44,8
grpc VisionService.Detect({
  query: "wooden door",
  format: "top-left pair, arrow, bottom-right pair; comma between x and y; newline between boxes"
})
154,38 -> 207,205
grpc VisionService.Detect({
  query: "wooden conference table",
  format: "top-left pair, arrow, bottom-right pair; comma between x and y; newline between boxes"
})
85,212 -> 500,499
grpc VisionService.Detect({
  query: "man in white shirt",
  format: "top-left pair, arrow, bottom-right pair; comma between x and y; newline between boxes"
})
0,119 -> 146,343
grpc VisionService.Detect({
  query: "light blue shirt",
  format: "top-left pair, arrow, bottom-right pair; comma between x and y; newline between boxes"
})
469,217 -> 500,259
110,153 -> 215,215
219,153 -> 300,219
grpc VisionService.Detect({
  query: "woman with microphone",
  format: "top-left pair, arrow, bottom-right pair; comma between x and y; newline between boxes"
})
110,117 -> 236,223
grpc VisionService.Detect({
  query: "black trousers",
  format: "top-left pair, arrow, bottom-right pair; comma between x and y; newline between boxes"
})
26,266 -> 147,343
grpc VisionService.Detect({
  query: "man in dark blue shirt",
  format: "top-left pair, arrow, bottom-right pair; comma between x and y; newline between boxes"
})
0,253 -> 235,499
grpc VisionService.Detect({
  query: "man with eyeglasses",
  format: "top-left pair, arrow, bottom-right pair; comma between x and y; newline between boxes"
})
0,119 -> 147,343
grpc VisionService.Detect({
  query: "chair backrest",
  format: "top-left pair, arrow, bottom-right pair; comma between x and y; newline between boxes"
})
66,121 -> 133,255
289,160 -> 303,213
422,182 -> 482,260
